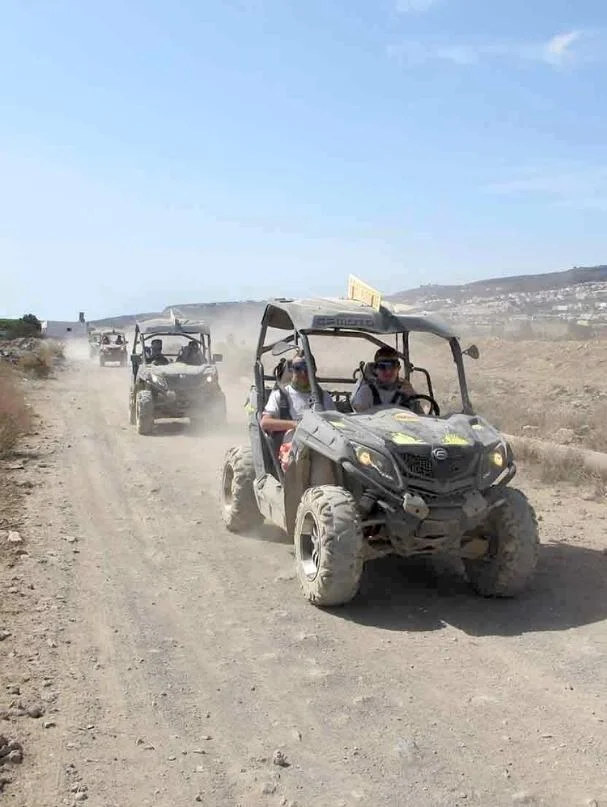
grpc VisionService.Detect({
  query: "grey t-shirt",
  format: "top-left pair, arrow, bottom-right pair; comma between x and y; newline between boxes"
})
264,385 -> 335,420
351,381 -> 405,412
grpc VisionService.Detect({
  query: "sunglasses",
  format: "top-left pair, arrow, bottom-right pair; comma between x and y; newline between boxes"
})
376,360 -> 399,371
292,362 -> 308,372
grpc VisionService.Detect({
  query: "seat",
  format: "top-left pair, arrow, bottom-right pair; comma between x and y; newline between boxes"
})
331,391 -> 353,414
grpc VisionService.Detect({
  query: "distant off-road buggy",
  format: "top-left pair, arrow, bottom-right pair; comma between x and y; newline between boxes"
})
221,287 -> 539,608
98,329 -> 128,367
129,317 -> 226,434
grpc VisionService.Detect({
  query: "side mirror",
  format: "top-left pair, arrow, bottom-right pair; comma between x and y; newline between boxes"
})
212,353 -> 223,363
463,344 -> 480,360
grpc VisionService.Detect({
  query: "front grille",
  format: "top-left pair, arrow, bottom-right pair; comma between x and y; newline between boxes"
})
405,455 -> 433,477
397,447 -> 478,482
164,374 -> 203,391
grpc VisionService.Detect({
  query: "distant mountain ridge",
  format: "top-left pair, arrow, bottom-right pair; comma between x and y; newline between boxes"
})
89,265 -> 607,327
388,265 -> 607,303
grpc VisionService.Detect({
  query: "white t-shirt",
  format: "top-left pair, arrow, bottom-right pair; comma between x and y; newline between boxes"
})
264,385 -> 335,420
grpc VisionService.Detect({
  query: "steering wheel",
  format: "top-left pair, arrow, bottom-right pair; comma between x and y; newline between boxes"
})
398,392 -> 440,417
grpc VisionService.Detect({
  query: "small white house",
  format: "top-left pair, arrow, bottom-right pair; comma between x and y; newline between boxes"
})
41,320 -> 88,339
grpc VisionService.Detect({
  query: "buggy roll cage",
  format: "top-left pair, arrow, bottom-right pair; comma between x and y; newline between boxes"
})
253,327 -> 474,418
249,296 -> 477,483
131,319 -> 217,365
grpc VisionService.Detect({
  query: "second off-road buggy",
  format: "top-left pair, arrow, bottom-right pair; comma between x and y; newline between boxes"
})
128,316 -> 226,434
221,287 -> 539,608
98,329 -> 128,366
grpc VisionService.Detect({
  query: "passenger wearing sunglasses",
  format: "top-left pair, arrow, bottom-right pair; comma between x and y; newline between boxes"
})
351,346 -> 418,413
261,351 -> 335,435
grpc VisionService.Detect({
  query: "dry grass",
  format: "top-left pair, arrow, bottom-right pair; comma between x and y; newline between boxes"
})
0,364 -> 32,456
17,342 -> 64,378
465,379 -> 607,454
511,438 -> 607,489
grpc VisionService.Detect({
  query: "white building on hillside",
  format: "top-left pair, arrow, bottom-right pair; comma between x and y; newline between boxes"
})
41,312 -> 88,339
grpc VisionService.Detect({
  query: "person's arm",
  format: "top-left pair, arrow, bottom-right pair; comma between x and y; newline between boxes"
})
260,390 -> 297,432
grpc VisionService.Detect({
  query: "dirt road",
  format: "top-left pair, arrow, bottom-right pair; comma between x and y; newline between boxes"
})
3,357 -> 607,807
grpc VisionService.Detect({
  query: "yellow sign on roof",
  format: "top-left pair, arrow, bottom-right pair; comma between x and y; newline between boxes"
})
347,275 -> 382,311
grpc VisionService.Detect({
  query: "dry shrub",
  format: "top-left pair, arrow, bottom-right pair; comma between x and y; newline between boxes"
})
17,343 -> 60,378
47,340 -> 65,361
0,364 -> 31,456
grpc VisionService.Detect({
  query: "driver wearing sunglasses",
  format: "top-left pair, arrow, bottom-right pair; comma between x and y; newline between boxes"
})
261,351 -> 335,434
351,346 -> 418,413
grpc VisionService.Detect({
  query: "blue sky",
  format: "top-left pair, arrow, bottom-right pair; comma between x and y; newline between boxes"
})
1,0 -> 606,319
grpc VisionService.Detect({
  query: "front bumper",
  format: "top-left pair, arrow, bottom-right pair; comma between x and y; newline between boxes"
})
152,388 -> 224,417
100,349 -> 126,359
342,459 -> 512,556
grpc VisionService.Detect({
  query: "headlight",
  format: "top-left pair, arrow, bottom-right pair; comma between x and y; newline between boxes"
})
489,449 -> 504,468
351,442 -> 399,483
482,443 -> 510,482
150,373 -> 167,388
205,375 -> 214,383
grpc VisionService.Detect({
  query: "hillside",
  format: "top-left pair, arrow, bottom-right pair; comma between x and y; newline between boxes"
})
88,264 -> 607,340
389,265 -> 607,303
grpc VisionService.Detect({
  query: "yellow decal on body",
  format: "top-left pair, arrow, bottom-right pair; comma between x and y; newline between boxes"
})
471,423 -> 484,431
393,412 -> 419,422
331,420 -> 347,429
443,433 -> 471,446
391,432 -> 423,445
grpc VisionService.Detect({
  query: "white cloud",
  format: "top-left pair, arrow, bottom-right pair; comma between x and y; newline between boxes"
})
388,29 -> 591,68
395,0 -> 439,13
542,30 -> 582,64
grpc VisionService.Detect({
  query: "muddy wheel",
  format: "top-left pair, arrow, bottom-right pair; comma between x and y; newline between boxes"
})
294,486 -> 364,608
136,390 -> 154,435
221,446 -> 262,532
464,487 -> 539,597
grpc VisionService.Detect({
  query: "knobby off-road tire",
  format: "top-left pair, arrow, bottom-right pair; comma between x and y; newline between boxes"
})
221,446 -> 262,532
465,487 -> 539,597
294,485 -> 364,608
136,390 -> 155,435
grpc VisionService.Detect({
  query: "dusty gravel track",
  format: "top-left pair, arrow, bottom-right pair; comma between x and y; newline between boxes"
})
4,356 -> 607,807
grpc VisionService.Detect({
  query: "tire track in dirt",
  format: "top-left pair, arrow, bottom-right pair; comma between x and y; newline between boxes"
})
16,359 -> 607,807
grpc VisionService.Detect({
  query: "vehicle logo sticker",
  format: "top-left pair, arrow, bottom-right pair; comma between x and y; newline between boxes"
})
443,433 -> 471,446
391,432 -> 423,445
471,423 -> 484,431
432,447 -> 448,461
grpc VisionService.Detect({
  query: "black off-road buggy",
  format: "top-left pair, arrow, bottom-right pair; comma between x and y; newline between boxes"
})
129,316 -> 226,434
221,296 -> 539,607
98,329 -> 128,367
